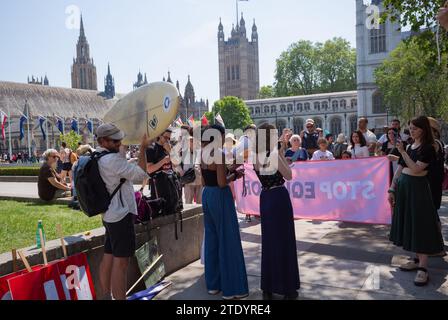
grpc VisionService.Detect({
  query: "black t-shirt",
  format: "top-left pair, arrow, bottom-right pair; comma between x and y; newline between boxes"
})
398,144 -> 436,169
146,142 -> 172,176
302,131 -> 319,151
38,163 -> 58,201
382,141 -> 404,157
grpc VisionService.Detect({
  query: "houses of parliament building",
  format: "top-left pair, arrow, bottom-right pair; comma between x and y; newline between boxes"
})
0,15 -> 207,154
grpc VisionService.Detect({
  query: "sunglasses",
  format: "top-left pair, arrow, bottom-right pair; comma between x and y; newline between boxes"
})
106,139 -> 121,144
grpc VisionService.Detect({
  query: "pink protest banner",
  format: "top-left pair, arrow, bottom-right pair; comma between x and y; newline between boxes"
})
234,157 -> 391,225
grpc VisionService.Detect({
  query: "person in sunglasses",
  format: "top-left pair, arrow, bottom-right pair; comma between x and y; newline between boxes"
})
301,119 -> 320,159
38,149 -> 71,201
95,123 -> 151,300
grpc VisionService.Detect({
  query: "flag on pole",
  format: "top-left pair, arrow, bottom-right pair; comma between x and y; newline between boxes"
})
174,116 -> 183,127
19,114 -> 27,141
71,118 -> 78,133
38,116 -> 47,141
56,117 -> 64,134
187,115 -> 195,127
201,114 -> 209,126
215,113 -> 225,128
86,119 -> 93,134
0,111 -> 7,140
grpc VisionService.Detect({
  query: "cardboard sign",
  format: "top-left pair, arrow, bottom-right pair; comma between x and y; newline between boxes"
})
8,263 -> 66,300
135,237 -> 165,289
56,253 -> 95,300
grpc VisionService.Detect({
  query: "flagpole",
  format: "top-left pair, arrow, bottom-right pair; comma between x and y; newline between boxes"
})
7,105 -> 12,157
25,101 -> 31,157
46,118 -> 49,151
236,0 -> 239,26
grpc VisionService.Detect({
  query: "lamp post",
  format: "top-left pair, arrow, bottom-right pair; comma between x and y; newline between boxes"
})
344,113 -> 347,137
412,97 -> 416,117
386,106 -> 390,125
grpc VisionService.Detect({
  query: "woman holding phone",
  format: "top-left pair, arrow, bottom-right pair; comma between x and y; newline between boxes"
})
254,123 -> 300,300
388,116 -> 444,286
379,127 -> 406,183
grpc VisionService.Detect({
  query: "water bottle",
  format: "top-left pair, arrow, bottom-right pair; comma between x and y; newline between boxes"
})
36,220 -> 46,249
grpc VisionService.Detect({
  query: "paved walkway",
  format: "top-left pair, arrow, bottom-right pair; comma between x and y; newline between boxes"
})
156,197 -> 448,300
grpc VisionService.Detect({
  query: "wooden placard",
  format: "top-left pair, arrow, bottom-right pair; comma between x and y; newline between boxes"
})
17,251 -> 32,273
39,229 -> 48,266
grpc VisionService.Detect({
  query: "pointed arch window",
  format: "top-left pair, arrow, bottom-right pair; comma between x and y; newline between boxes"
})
372,90 -> 386,114
370,23 -> 387,54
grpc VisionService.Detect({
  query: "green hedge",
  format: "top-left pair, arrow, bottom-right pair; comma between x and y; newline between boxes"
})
0,167 -> 40,176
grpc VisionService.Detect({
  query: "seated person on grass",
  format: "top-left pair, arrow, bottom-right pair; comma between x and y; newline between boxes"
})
38,149 -> 71,201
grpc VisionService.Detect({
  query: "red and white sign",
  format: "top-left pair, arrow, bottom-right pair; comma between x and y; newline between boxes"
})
3,253 -> 95,300
56,253 -> 96,300
8,263 -> 66,300
0,266 -> 42,300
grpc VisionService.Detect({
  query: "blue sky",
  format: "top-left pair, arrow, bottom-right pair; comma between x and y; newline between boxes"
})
0,0 -> 357,103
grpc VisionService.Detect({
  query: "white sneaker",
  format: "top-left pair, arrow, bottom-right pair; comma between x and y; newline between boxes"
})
208,290 -> 221,295
223,293 -> 249,300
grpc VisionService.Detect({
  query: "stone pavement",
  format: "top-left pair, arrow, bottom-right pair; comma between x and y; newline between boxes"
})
156,196 -> 448,300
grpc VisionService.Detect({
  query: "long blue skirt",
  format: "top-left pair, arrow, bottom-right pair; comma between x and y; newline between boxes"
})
260,186 -> 300,295
202,186 -> 249,297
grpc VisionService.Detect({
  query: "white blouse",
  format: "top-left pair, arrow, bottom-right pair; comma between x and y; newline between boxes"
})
348,144 -> 370,159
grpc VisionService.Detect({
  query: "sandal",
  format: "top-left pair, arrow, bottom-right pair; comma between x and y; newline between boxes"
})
414,268 -> 429,287
399,258 -> 420,272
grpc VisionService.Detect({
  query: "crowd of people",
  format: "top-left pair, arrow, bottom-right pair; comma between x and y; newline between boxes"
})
33,114 -> 447,300
0,151 -> 41,164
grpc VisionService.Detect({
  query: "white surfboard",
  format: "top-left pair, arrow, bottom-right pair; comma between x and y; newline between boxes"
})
104,82 -> 181,145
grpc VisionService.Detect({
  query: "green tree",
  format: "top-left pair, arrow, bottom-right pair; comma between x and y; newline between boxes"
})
258,85 -> 275,99
274,40 -> 319,96
59,131 -> 82,151
318,38 -> 357,92
273,38 -> 356,97
382,0 -> 445,32
375,37 -> 448,122
206,96 -> 253,130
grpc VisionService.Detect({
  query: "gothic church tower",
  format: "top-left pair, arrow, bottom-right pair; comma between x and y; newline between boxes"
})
71,15 -> 98,90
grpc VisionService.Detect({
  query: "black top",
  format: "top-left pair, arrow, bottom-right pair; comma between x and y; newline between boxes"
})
381,141 -> 403,157
428,140 -> 445,184
255,169 -> 285,191
38,163 -> 59,201
302,131 -> 319,150
398,144 -> 436,170
201,168 -> 219,187
146,142 -> 172,176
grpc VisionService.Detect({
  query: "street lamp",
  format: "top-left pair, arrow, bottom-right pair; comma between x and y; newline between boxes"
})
344,113 -> 347,136
386,106 -> 390,125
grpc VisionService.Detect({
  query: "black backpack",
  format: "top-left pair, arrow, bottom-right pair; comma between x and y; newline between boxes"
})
74,151 -> 126,217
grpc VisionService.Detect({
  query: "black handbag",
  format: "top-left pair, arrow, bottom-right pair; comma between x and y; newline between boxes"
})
180,167 -> 196,186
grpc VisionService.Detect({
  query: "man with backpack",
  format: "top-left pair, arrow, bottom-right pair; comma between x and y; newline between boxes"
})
93,123 -> 151,300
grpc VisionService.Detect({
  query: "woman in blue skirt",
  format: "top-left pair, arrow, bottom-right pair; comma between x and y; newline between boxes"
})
200,124 -> 248,300
254,123 -> 300,300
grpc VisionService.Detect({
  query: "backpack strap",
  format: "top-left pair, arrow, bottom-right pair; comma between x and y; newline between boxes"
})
93,151 -> 126,203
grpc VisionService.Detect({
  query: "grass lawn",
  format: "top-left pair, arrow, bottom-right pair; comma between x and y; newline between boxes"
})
0,200 -> 102,254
